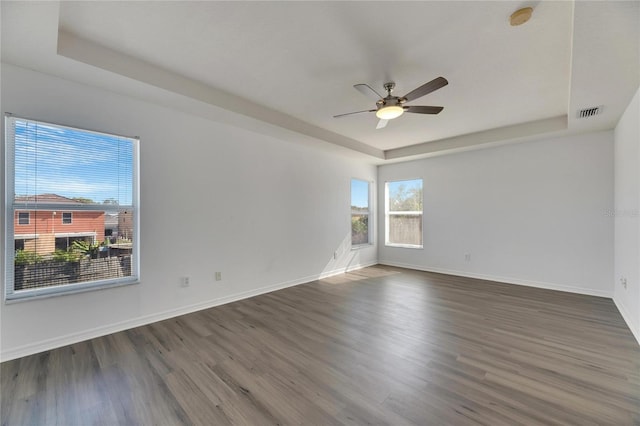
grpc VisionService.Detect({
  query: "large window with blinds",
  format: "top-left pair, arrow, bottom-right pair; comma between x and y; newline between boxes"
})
385,179 -> 423,248
4,115 -> 139,300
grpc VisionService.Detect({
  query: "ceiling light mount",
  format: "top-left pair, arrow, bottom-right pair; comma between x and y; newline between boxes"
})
383,82 -> 396,96
510,7 -> 533,26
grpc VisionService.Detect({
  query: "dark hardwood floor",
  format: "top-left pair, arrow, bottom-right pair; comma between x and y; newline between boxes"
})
2,265 -> 639,425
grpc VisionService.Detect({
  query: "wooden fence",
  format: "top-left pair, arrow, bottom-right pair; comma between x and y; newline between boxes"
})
15,256 -> 132,290
388,215 -> 422,246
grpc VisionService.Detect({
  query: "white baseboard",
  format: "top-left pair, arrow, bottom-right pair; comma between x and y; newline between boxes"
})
613,296 -> 640,346
378,261 -> 613,298
0,262 -> 375,362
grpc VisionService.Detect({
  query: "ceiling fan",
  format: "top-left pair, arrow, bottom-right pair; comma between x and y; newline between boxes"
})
334,77 -> 448,129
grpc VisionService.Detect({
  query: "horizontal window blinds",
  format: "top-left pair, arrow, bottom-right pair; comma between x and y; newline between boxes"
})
11,118 -> 134,209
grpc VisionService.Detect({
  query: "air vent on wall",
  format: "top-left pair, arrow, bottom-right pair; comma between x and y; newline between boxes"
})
577,106 -> 602,119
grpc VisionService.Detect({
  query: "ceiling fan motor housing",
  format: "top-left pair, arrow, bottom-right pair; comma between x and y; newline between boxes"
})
377,96 -> 404,109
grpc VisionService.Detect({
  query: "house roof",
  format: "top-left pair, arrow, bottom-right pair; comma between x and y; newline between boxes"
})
15,194 -> 84,205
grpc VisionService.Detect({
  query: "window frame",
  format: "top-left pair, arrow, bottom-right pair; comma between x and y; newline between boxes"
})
384,178 -> 424,249
62,212 -> 72,225
350,178 -> 373,248
3,114 -> 140,302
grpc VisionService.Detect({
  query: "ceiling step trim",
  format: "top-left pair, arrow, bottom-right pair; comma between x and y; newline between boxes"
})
384,116 -> 568,160
56,30 -> 385,160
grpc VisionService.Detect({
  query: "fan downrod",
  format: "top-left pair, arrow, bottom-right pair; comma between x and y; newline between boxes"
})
383,82 -> 396,95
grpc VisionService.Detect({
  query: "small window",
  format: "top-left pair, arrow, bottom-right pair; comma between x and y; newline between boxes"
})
62,212 -> 72,224
385,179 -> 423,248
351,179 -> 371,246
17,212 -> 29,225
5,115 -> 139,300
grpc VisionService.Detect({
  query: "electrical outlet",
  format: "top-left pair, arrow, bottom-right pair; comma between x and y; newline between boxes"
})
215,272 -> 222,281
180,276 -> 190,287
334,251 -> 338,260
620,277 -> 627,289
464,253 -> 471,262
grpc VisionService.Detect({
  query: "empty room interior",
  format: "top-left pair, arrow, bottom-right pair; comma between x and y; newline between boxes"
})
1,1 -> 639,425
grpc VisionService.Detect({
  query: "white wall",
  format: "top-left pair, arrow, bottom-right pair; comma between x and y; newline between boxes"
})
0,63 -> 377,360
378,131 -> 614,297
613,87 -> 640,344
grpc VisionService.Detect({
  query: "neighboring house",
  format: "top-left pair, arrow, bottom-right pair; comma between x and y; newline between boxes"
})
14,194 -> 105,255
104,212 -> 118,240
117,210 -> 133,241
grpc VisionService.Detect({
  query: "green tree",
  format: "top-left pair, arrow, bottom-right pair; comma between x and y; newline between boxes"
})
72,197 -> 94,204
72,240 -> 103,258
389,183 -> 422,211
351,215 -> 369,244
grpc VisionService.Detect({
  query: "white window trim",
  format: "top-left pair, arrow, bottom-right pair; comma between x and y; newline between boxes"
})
351,178 -> 373,248
3,114 -> 141,302
384,179 -> 424,249
14,234 -> 39,240
54,232 -> 97,239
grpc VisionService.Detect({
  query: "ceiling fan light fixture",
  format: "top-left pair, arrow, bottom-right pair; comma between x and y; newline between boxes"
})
376,105 -> 404,120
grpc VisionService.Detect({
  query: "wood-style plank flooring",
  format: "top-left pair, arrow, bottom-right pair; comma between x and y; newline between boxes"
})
2,265 -> 640,425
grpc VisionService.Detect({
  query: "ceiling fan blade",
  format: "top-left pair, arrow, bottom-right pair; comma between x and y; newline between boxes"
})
402,77 -> 448,102
333,109 -> 376,118
404,105 -> 444,114
376,119 -> 389,129
354,84 -> 383,100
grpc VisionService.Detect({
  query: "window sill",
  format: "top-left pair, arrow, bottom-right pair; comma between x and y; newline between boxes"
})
351,243 -> 374,251
385,243 -> 423,249
4,278 -> 140,304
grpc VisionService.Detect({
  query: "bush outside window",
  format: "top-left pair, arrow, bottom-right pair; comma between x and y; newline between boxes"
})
351,179 -> 372,246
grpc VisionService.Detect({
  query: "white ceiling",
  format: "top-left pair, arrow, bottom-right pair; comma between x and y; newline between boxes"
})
2,1 -> 639,162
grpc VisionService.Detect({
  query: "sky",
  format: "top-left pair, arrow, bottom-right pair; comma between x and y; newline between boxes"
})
387,179 -> 422,195
387,178 -> 423,208
352,179 -> 423,209
13,119 -> 134,205
351,178 -> 369,208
